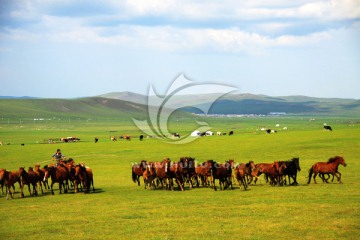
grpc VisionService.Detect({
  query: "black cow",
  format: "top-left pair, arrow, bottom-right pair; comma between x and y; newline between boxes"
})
229,131 -> 234,136
139,135 -> 144,141
324,125 -> 332,131
172,133 -> 180,138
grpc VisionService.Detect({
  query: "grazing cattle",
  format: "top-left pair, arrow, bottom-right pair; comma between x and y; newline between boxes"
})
19,167 -> 39,197
229,131 -> 234,136
110,136 -> 117,141
44,165 -> 69,195
266,129 -> 277,134
172,133 -> 180,138
323,125 -> 333,131
94,137 -> 98,143
132,160 -> 147,186
308,156 -> 346,184
0,141 -> 3,146
123,135 -> 131,141
0,168 -> 21,199
216,131 -> 222,136
139,135 -> 144,141
34,164 -> 49,193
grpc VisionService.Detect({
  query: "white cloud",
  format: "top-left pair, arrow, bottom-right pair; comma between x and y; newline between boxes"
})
1,0 -> 358,54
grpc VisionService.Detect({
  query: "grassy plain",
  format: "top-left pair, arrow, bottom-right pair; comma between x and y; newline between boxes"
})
0,116 -> 359,240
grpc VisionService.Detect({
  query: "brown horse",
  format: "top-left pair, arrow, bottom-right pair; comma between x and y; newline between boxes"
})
19,167 -> 39,197
258,162 -> 287,186
235,161 -> 255,190
143,162 -> 156,189
154,158 -> 173,190
308,156 -> 347,184
74,164 -> 95,193
169,161 -> 185,191
44,165 -> 69,195
132,160 -> 147,186
34,165 -> 50,194
0,168 -> 21,199
195,161 -> 212,187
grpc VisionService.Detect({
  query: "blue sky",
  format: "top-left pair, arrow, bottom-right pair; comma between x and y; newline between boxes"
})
0,0 -> 359,99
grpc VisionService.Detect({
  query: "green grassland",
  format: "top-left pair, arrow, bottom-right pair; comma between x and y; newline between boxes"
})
0,116 -> 359,240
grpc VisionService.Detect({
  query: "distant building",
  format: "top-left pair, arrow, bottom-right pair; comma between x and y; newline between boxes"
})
269,112 -> 287,115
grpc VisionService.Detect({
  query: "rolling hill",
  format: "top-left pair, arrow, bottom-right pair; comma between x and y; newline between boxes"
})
0,93 -> 359,121
0,97 -> 186,121
99,92 -> 360,116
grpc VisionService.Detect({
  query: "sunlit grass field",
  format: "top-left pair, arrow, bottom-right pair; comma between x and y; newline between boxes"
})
0,116 -> 359,239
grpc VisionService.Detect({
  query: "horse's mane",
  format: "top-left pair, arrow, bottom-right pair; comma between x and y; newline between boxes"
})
327,157 -> 336,163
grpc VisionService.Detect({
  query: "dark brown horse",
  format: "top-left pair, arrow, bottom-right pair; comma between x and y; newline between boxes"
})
178,157 -> 196,189
208,160 -> 233,191
34,164 -> 49,194
44,165 -> 69,195
19,167 -> 39,197
0,168 -> 21,199
132,160 -> 147,186
308,156 -> 347,184
279,157 -> 301,185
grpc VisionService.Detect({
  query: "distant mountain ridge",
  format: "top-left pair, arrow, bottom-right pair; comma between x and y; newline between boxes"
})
0,92 -> 359,119
98,91 -> 359,116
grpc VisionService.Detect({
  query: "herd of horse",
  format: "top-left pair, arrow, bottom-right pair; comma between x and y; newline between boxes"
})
0,159 -> 95,200
0,156 -> 346,199
132,156 -> 347,191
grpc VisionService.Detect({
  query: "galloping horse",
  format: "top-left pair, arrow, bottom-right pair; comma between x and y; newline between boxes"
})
35,164 -> 49,194
195,161 -> 212,187
154,158 -> 173,190
74,164 -> 95,193
19,167 -> 39,197
44,165 -> 69,195
179,157 -> 196,188
308,156 -> 347,184
143,162 -> 156,189
208,160 -> 233,191
279,157 -> 301,185
0,168 -> 21,199
132,160 -> 147,186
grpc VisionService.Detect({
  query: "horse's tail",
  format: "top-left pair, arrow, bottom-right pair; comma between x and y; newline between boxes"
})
307,167 -> 313,184
131,169 -> 137,183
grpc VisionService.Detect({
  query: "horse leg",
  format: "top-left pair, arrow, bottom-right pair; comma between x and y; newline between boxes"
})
20,183 -> 25,198
27,184 -> 32,196
313,172 -> 318,184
